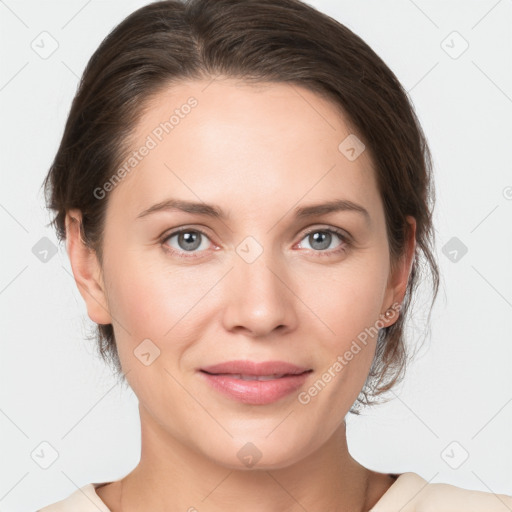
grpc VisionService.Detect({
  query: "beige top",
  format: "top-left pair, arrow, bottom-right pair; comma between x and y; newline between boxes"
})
38,472 -> 512,511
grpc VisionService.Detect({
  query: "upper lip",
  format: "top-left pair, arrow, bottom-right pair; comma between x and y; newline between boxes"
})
200,360 -> 312,376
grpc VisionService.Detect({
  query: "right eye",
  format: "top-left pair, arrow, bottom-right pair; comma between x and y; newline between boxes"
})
161,228 -> 214,258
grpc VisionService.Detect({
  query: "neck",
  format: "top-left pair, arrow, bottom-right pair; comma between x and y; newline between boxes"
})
110,406 -> 375,512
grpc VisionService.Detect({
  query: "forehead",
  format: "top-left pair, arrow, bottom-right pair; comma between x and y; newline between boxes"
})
107,78 -> 381,222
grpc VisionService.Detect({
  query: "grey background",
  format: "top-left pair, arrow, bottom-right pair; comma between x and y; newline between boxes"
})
0,0 -> 511,509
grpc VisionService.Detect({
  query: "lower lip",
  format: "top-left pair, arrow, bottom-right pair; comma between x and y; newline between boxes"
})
199,371 -> 311,405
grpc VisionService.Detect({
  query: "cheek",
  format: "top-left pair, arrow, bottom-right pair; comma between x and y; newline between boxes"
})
104,264 -> 194,391
305,258 -> 389,343
297,275 -> 386,417
110,273 -> 168,336
101,250 -> 175,345
103,251 -> 216,353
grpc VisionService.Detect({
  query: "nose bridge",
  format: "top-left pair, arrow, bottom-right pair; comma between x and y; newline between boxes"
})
238,245 -> 279,293
235,235 -> 285,304
223,234 -> 295,336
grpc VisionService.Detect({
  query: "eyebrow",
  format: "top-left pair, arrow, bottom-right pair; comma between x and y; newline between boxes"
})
136,198 -> 370,224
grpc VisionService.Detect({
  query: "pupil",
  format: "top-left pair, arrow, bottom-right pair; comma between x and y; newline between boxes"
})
311,231 -> 330,250
179,231 -> 201,251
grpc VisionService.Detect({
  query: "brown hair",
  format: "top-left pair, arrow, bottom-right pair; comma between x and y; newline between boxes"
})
43,0 -> 440,413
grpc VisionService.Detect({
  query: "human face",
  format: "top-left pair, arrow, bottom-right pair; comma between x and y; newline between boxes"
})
93,78 -> 409,469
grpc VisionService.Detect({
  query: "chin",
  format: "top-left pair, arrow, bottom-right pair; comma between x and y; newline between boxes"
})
199,432 -> 315,471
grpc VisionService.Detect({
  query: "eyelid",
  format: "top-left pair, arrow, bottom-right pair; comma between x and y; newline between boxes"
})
298,224 -> 352,243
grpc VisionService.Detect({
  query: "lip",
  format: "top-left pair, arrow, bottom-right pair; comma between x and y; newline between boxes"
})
199,360 -> 313,405
200,360 -> 311,376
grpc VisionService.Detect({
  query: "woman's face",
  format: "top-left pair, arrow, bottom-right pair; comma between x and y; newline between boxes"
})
75,78 -> 413,469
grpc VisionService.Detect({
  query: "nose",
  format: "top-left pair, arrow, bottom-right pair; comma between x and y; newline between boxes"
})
221,248 -> 298,338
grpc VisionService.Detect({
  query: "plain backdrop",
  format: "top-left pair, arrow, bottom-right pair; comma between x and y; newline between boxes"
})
0,0 -> 511,510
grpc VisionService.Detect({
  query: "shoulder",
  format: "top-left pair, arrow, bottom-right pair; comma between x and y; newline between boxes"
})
418,477 -> 512,512
37,483 -> 111,512
371,472 -> 512,512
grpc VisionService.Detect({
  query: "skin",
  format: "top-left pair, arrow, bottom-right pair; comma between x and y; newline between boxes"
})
65,78 -> 416,511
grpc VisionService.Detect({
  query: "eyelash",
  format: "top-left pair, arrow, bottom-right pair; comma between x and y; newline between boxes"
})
160,226 -> 351,259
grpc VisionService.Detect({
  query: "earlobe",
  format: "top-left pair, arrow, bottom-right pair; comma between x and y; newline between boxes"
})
65,209 -> 112,325
381,215 -> 417,327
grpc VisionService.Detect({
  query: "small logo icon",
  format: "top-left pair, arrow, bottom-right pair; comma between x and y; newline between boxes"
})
237,442 -> 263,468
442,237 -> 468,263
134,338 -> 161,366
31,31 -> 59,60
441,31 -> 469,60
31,441 -> 59,469
236,236 -> 263,264
503,186 -> 512,200
338,134 -> 366,161
32,236 -> 58,263
441,440 -> 469,469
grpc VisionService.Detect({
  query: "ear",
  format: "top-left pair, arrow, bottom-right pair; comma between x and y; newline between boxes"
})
380,215 -> 416,327
65,209 -> 112,325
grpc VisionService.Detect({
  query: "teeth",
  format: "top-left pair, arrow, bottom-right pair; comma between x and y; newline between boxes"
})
229,374 -> 286,381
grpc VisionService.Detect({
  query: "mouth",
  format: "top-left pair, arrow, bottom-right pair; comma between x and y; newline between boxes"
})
200,371 -> 309,381
200,359 -> 312,376
198,360 -> 313,405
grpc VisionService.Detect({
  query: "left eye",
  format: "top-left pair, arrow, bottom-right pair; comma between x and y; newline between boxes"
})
297,228 -> 348,254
